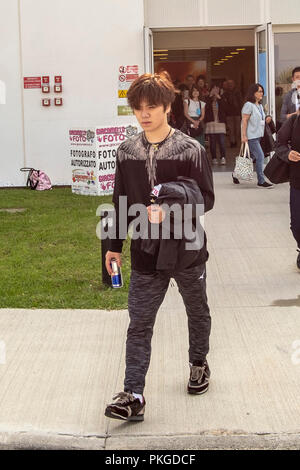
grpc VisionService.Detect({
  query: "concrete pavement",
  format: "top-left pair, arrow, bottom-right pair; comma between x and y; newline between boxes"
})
0,172 -> 299,450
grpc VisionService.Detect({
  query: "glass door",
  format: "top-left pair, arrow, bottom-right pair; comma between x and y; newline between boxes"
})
255,23 -> 275,119
144,27 -> 154,74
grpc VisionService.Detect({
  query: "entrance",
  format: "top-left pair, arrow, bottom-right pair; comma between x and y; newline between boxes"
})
144,26 -> 275,171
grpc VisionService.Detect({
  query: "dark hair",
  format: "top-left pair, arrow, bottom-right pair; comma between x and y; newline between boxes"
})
244,83 -> 264,103
292,67 -> 300,77
275,86 -> 283,96
178,83 -> 189,92
127,71 -> 175,110
189,85 -> 200,99
209,84 -> 220,92
196,74 -> 206,83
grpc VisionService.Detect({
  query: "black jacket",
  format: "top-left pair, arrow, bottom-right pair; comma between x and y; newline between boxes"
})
109,129 -> 214,273
260,116 -> 276,156
204,97 -> 227,124
280,89 -> 298,123
276,114 -> 300,189
140,177 -> 205,271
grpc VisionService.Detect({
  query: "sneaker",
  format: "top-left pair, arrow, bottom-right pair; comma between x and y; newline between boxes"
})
232,173 -> 240,185
257,182 -> 273,188
212,158 -> 218,165
220,157 -> 226,165
187,360 -> 210,395
297,250 -> 300,270
105,392 -> 145,421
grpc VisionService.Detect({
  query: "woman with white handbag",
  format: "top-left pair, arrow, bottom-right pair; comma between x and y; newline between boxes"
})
233,83 -> 273,188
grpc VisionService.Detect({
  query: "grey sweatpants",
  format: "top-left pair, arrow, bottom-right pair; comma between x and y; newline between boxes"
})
124,263 -> 211,394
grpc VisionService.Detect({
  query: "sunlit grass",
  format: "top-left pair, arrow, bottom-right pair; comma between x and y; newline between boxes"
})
0,187 -> 130,309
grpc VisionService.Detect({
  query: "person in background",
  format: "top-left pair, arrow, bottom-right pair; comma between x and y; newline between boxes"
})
183,84 -> 206,147
185,74 -> 195,91
196,75 -> 209,101
276,114 -> 300,269
223,79 -> 242,148
204,85 -> 227,165
280,66 -> 300,124
220,80 -> 228,96
170,83 -> 189,130
275,86 -> 283,131
235,83 -> 273,188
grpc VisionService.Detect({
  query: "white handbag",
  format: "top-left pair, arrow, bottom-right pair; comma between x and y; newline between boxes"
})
233,142 -> 253,181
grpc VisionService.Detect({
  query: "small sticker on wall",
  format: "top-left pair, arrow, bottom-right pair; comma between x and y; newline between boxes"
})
42,98 -> 51,106
54,98 -> 63,106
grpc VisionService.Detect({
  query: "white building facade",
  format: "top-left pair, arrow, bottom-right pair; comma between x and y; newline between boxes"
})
1,0 -> 300,187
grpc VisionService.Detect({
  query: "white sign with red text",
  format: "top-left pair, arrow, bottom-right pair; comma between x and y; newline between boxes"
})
69,128 -> 98,196
96,124 -> 139,195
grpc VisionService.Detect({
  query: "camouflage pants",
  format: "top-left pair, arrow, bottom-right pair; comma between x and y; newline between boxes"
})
124,263 -> 211,394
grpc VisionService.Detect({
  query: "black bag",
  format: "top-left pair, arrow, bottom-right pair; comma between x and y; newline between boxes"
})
261,121 -> 275,155
264,152 -> 290,184
264,115 -> 299,184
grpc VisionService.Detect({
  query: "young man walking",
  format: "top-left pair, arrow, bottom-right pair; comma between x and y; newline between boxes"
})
104,72 -> 215,422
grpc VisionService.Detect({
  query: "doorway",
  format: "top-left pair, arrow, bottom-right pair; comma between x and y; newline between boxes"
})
150,28 -> 256,171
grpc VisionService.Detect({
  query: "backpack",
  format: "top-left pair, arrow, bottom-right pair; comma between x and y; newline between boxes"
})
20,167 -> 52,191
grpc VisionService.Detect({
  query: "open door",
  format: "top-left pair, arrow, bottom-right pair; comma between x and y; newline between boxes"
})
144,27 -> 154,74
255,23 -> 275,119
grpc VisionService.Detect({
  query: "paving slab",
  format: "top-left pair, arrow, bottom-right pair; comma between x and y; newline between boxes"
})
0,173 -> 299,450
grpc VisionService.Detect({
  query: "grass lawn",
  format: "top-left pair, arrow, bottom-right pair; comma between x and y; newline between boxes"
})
0,187 -> 131,309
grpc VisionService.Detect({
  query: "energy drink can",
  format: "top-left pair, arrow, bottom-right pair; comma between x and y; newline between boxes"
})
111,259 -> 123,288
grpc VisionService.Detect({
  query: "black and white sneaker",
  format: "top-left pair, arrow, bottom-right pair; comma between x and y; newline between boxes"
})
257,182 -> 273,188
232,173 -> 240,185
187,360 -> 210,395
105,392 -> 145,421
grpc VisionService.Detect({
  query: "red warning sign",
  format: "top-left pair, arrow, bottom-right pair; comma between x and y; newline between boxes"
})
24,77 -> 41,89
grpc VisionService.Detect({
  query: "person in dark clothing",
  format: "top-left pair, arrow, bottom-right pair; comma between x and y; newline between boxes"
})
276,114 -> 300,269
170,83 -> 189,130
280,67 -> 300,124
204,85 -> 228,165
223,79 -> 242,147
104,71 -> 215,422
275,86 -> 283,131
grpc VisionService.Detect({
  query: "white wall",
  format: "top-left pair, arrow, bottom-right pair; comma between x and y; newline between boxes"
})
0,0 -> 25,186
145,0 -> 300,28
2,0 -> 144,186
2,0 -> 300,187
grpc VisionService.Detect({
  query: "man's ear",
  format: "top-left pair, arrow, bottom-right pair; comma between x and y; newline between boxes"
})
166,104 -> 171,114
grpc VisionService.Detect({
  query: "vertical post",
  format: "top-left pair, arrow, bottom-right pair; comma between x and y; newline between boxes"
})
18,0 -> 26,173
99,208 -> 116,287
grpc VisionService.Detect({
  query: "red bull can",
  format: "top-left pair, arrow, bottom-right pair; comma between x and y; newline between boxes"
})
111,259 -> 123,288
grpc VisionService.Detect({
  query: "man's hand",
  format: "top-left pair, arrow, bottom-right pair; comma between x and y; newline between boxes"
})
288,150 -> 300,162
147,204 -> 166,224
266,116 -> 272,124
105,251 -> 122,276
